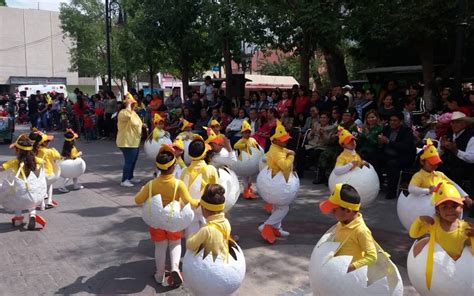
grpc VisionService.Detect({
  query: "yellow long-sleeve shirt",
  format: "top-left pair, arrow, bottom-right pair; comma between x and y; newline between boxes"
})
335,148 -> 362,167
180,159 -> 218,191
266,144 -> 294,181
134,174 -> 199,207
234,137 -> 259,153
334,214 -> 378,269
70,146 -> 81,159
2,157 -> 43,175
409,216 -> 473,259
410,170 -> 451,189
176,131 -> 196,141
37,147 -> 61,176
116,108 -> 143,148
186,213 -> 231,260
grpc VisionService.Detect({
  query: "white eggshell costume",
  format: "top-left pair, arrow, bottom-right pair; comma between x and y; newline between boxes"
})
328,163 -> 379,206
256,166 -> 299,206
59,158 -> 87,179
183,245 -> 246,296
0,168 -> 47,212
397,192 -> 435,231
407,239 -> 474,296
232,146 -> 264,178
309,226 -> 403,296
46,162 -> 61,185
144,135 -> 172,160
141,194 -> 194,233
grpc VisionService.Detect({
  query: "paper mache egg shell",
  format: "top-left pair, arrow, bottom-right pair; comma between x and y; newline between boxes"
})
256,166 -> 299,205
141,194 -> 195,232
397,192 -> 435,231
59,158 -> 87,179
258,155 -> 267,171
407,239 -> 474,296
45,163 -> 61,185
0,169 -> 47,211
232,146 -> 264,177
309,235 -> 403,296
217,167 -> 241,212
183,140 -> 192,165
328,163 -> 379,206
183,244 -> 246,296
144,137 -> 172,160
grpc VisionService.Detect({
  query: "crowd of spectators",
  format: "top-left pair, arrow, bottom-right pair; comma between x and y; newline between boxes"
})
1,77 -> 473,203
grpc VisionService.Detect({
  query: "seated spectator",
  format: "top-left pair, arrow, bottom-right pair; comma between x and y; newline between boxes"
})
226,108 -> 248,145
276,90 -> 292,114
418,113 -> 437,140
243,99 -> 252,116
248,108 -> 260,135
194,108 -> 211,137
409,84 -> 426,125
331,107 -> 342,125
374,111 -> 416,199
446,95 -> 471,117
281,107 -> 294,131
378,94 -> 396,123
185,91 -> 202,120
310,113 -> 339,184
302,106 -> 319,133
438,111 -> 474,196
357,110 -> 383,164
249,92 -> 259,109
253,108 -> 278,150
402,97 -> 416,128
182,107 -> 195,124
360,88 -> 378,120
256,91 -> 269,110
218,106 -> 232,132
307,90 -> 324,113
340,108 -> 358,135
164,87 -> 182,110
209,107 -> 221,126
267,91 -> 278,108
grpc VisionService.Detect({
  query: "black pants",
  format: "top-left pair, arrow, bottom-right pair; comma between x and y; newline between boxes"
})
373,153 -> 413,197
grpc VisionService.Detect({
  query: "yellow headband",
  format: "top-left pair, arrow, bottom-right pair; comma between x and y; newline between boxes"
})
190,149 -> 208,161
156,158 -> 176,170
14,143 -> 33,151
200,199 -> 225,212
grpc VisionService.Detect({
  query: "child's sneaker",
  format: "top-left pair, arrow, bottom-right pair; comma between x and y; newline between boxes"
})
73,184 -> 84,190
170,271 -> 183,288
11,216 -> 24,227
58,187 -> 69,193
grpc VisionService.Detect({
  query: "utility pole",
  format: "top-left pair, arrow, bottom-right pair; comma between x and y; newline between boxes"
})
105,0 -> 112,92
453,0 -> 467,98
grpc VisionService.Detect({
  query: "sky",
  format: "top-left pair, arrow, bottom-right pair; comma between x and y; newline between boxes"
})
6,0 -> 71,11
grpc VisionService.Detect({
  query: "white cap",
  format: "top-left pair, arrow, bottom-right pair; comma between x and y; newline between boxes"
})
450,111 -> 473,122
342,84 -> 353,90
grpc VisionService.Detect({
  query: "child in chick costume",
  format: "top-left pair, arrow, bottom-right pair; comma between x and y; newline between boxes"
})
234,120 -> 260,199
409,182 -> 474,289
333,126 -> 368,176
258,120 -> 296,243
176,119 -> 196,141
135,144 -> 199,287
58,129 -> 84,193
205,126 -> 237,168
151,113 -> 170,141
0,134 -> 46,230
409,139 -> 470,201
319,183 -> 378,272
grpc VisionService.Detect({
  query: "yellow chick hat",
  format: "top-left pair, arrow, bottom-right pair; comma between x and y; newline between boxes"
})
320,183 -> 361,213
337,126 -> 354,145
9,133 -> 34,151
64,128 -> 79,142
204,126 -> 224,145
432,182 -> 464,206
172,138 -> 184,151
210,119 -> 221,127
270,120 -> 290,142
125,92 -> 137,104
180,118 -> 193,131
153,113 -> 164,125
241,120 -> 251,133
420,138 -> 442,165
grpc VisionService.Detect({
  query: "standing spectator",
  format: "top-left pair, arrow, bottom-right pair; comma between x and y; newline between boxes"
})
116,95 -> 144,187
37,94 -> 49,130
242,99 -> 252,116
73,95 -> 89,135
378,94 -> 396,123
165,87 -> 183,109
104,91 -> 117,139
200,76 -> 215,106
294,86 -> 310,118
375,111 -> 416,199
360,88 -> 378,120
17,98 -> 28,124
83,111 -> 95,142
357,110 -> 383,164
186,91 -> 203,120
438,111 -> 474,192
402,97 -> 417,128
329,85 -> 349,111
408,84 -> 425,125
311,113 -> 339,184
342,85 -> 354,107
272,90 -> 293,114
93,95 -> 106,138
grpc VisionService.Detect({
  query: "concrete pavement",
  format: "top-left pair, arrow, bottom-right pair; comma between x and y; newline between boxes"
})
0,126 -> 421,295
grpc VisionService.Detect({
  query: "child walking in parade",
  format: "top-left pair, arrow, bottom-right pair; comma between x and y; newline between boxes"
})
135,145 -> 199,287
234,120 -> 260,199
0,134 -> 46,230
58,129 -> 85,193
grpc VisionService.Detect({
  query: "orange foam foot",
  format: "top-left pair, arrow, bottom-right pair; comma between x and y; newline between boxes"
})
260,224 -> 276,244
263,203 -> 273,214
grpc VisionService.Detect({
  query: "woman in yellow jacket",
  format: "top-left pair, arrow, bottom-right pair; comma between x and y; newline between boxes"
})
116,94 -> 144,187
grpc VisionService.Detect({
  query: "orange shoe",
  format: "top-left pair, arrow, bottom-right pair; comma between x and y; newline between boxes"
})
263,203 -> 273,214
243,187 -> 256,199
35,215 -> 46,227
260,224 -> 276,244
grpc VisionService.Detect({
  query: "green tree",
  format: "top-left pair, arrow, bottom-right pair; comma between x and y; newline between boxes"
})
0,0 -> 7,6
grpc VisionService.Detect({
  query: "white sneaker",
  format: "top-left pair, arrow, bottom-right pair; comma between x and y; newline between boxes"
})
73,184 -> 84,190
258,224 -> 264,232
58,187 -> 69,193
277,228 -> 290,237
120,180 -> 134,187
130,178 -> 142,184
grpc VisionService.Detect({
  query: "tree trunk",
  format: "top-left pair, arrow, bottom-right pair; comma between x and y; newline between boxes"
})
181,54 -> 190,100
416,39 -> 434,111
101,76 -> 107,91
299,31 -> 311,88
125,70 -> 132,92
223,36 -> 233,98
323,46 -> 349,87
149,64 -> 154,95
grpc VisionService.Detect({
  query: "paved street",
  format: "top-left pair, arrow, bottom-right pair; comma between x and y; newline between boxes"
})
0,126 -> 423,295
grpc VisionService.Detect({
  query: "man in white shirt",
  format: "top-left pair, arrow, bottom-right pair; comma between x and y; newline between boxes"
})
200,76 -> 214,105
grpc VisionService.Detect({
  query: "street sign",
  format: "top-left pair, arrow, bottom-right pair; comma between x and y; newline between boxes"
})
212,66 -> 220,72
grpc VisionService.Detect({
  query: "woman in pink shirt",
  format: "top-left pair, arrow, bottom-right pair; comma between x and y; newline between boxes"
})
276,90 -> 292,115
293,86 -> 310,117
253,108 -> 279,150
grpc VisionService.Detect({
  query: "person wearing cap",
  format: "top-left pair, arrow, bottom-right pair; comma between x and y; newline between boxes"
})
319,183 -> 378,272
117,93 -> 144,187
258,120 -> 296,244
58,129 -> 84,193
176,118 -> 196,141
172,138 -> 187,171
208,119 -> 222,136
409,182 -> 473,263
340,108 -> 358,135
150,113 -> 170,141
205,127 -> 237,169
409,139 -> 469,200
342,84 -> 354,108
35,131 -> 61,209
332,126 -> 367,176
135,144 -> 199,287
234,120 -> 260,199
438,111 -> 474,200
0,134 -> 45,230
